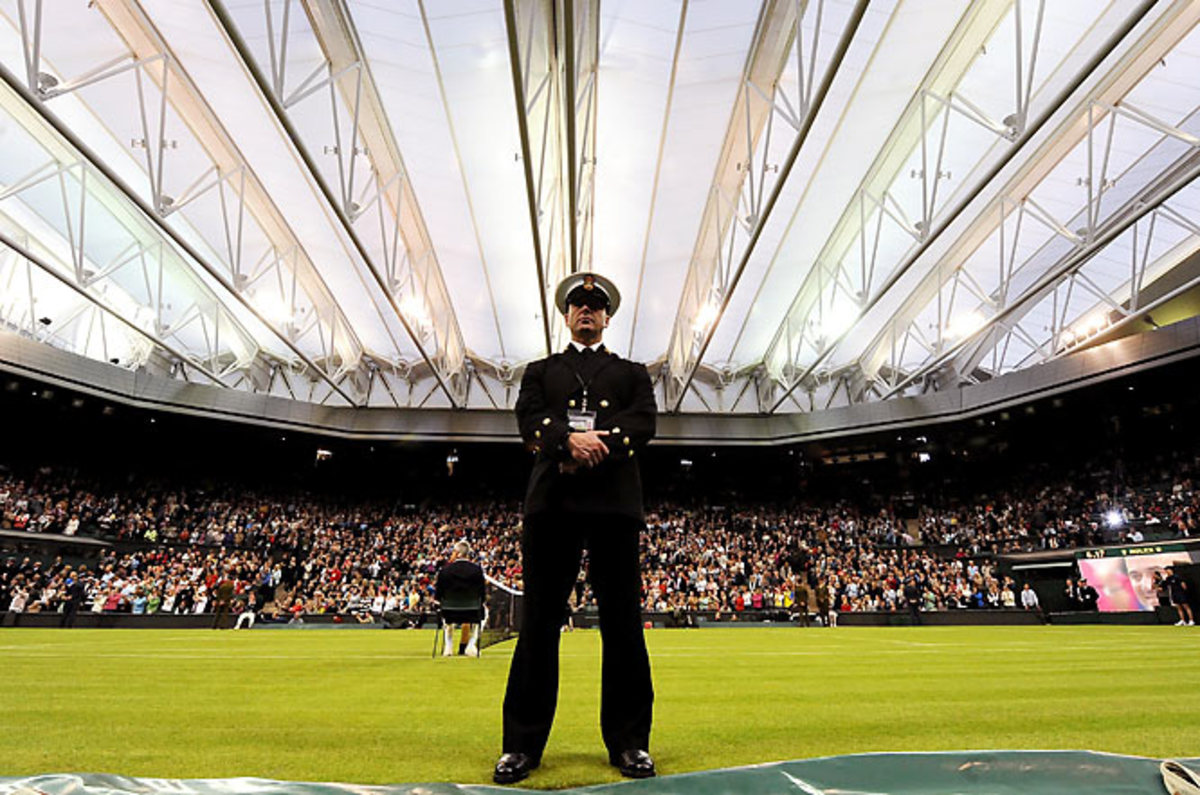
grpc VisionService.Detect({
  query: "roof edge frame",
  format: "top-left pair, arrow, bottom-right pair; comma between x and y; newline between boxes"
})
6,313 -> 1200,443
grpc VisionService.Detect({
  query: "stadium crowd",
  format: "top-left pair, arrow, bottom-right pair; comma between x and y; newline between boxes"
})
1,452 -> 1197,622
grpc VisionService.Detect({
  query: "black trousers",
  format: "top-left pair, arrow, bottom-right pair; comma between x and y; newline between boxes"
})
502,512 -> 653,759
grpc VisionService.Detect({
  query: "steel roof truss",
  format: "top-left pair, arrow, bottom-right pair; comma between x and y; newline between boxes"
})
996,195 -> 1200,375
207,0 -> 469,406
851,1 -> 1191,399
888,149 -> 1200,399
503,0 -> 600,354
0,223 -> 231,385
13,0 -> 373,405
946,99 -> 1200,380
761,0 -> 1051,412
665,0 -> 868,412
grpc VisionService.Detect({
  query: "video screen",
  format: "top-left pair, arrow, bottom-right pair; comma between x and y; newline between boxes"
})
1077,550 -> 1195,611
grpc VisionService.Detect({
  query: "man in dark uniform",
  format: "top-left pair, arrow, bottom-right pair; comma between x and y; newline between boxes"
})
60,566 -> 88,628
1164,565 -> 1194,626
211,570 -> 236,629
1078,578 -> 1100,611
903,576 -> 922,626
494,272 -> 657,785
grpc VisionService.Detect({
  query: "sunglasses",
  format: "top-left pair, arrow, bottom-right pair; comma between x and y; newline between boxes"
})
568,294 -> 609,311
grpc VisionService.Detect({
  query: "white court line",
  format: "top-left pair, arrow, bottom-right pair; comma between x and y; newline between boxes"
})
18,646 -> 1193,660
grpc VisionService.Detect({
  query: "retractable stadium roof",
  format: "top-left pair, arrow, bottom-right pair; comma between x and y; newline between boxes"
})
0,0 -> 1198,433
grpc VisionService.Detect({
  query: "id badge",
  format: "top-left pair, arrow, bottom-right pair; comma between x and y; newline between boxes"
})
567,409 -> 596,432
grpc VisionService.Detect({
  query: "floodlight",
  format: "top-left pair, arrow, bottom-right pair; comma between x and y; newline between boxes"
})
252,292 -> 296,326
945,311 -> 985,340
400,295 -> 431,327
693,300 -> 720,332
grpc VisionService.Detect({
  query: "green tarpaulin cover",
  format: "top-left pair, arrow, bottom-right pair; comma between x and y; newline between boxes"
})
4,751 -> 1199,795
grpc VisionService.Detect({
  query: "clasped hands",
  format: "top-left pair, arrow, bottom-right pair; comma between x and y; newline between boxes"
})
561,430 -> 610,473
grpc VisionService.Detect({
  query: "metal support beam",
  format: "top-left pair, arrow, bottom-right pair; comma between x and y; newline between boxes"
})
762,0 -> 1160,413
855,1 -> 1200,399
0,227 -> 230,385
848,0 -> 1193,400
206,0 -> 469,407
0,71 -> 269,384
0,38 -> 365,406
882,152 -> 1200,399
663,0 -> 869,412
503,0 -> 601,354
87,0 -> 377,400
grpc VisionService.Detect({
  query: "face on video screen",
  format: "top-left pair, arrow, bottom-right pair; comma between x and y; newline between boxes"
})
1079,557 -> 1138,611
1079,551 -> 1194,611
1125,552 -> 1192,610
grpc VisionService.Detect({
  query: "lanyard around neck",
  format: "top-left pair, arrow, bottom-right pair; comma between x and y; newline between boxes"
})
566,351 -> 614,412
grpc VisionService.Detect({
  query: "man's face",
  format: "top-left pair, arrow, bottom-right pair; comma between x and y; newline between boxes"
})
566,298 -> 610,341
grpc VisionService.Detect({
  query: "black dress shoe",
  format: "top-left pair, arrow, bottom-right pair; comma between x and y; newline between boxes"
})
610,749 -> 656,778
493,752 -> 538,784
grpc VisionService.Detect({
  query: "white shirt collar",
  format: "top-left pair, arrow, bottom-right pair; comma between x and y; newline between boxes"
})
569,340 -> 605,353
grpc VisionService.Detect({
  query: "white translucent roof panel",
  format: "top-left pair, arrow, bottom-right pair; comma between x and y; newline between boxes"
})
624,0 -> 761,362
707,0 -> 883,367
3,0 -> 1200,414
419,1 -> 543,363
730,0 -> 963,370
178,1 -> 417,362
353,1 -> 500,362
821,0 -> 1144,372
591,0 -> 682,358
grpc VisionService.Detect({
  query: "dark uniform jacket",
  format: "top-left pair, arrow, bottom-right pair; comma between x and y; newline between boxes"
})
435,560 -> 486,603
516,345 -> 656,520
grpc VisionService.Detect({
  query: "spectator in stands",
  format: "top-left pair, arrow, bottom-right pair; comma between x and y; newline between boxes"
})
60,567 -> 86,627
1020,583 -> 1040,612
4,441 -> 1199,625
235,592 -> 258,630
1064,578 -> 1080,610
211,570 -> 235,629
903,577 -> 921,625
7,582 -> 29,614
794,578 -> 810,627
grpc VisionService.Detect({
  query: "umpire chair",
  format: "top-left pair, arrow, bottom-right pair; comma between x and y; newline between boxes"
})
432,589 -> 487,658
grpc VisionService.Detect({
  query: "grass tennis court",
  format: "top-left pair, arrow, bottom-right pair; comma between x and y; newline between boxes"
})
1,626 -> 1197,789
